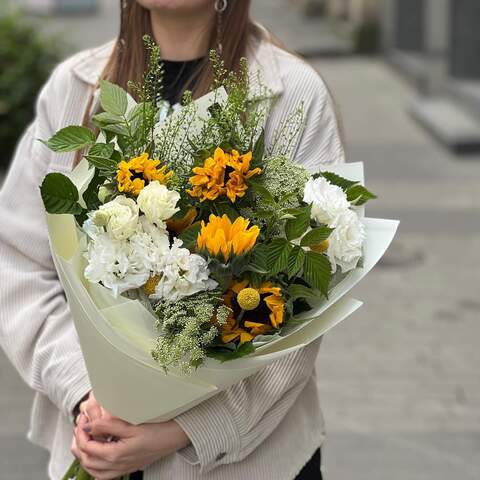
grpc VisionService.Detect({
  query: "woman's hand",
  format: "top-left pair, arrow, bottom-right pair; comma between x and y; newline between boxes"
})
72,411 -> 190,479
78,391 -> 110,425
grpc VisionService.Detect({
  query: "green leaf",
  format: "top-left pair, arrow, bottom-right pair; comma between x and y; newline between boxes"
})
248,178 -> 275,204
99,79 -> 128,117
321,171 -> 359,190
40,173 -> 83,215
287,246 -> 306,278
346,184 -> 377,205
178,222 -> 201,249
252,129 -> 265,163
303,251 -> 331,298
300,226 -> 333,247
248,244 -> 270,273
214,202 -> 239,221
97,122 -> 130,136
43,126 -> 95,153
85,143 -> 118,174
287,283 -> 321,301
92,111 -> 124,125
285,205 -> 311,241
206,342 -> 255,362
266,238 -> 292,274
82,172 -> 104,212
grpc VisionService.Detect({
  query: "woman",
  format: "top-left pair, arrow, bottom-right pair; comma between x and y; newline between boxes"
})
0,0 -> 344,479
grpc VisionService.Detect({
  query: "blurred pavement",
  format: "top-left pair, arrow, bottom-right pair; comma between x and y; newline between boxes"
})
1,1 -> 480,479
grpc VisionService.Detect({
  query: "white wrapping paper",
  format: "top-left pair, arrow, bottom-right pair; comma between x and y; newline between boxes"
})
46,161 -> 398,424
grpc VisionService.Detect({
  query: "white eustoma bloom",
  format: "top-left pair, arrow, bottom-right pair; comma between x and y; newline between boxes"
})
327,209 -> 365,273
151,239 -> 217,302
137,181 -> 180,224
92,195 -> 139,240
303,176 -> 350,225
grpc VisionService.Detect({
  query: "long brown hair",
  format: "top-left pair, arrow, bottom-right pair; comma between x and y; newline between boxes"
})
76,0 -> 259,165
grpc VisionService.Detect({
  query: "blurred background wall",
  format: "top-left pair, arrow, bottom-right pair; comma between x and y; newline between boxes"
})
1,1 -> 479,479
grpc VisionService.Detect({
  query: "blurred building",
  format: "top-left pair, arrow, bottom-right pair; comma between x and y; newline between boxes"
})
22,0 -> 98,14
382,0 -> 480,152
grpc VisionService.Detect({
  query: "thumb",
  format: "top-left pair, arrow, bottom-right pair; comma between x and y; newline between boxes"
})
83,417 -> 133,439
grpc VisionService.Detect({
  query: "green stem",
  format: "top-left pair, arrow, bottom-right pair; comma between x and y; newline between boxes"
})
62,460 -> 130,480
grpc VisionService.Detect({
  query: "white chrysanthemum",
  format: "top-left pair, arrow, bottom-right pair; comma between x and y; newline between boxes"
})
303,176 -> 350,225
137,181 -> 180,224
151,238 -> 217,302
83,216 -> 170,297
92,195 -> 139,240
327,209 -> 365,273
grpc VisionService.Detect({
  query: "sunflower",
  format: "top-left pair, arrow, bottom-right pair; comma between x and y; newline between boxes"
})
197,214 -> 259,262
117,152 -> 173,196
219,280 -> 285,344
187,147 -> 261,203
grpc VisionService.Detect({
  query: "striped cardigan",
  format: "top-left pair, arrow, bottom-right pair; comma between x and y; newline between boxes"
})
0,35 -> 344,480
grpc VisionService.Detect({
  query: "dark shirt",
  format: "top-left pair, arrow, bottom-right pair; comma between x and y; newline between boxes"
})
161,58 -> 204,105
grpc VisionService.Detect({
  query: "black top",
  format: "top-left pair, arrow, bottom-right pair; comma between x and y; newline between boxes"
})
161,58 -> 204,105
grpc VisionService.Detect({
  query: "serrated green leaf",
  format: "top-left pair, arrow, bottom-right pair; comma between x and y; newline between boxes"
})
178,222 -> 201,249
82,172 -> 104,212
97,122 -> 130,137
266,238 -> 292,274
248,178 -> 275,204
84,143 -> 118,174
43,126 -> 95,153
285,205 -> 311,241
206,342 -> 255,362
300,226 -> 333,247
40,173 -> 83,215
249,244 -> 270,272
99,79 -> 128,116
321,171 -> 359,190
346,184 -> 377,205
303,251 -> 331,298
287,246 -> 305,278
287,283 -> 321,300
92,111 -> 124,125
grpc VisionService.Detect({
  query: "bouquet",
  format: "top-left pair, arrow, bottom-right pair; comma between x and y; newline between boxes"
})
40,39 -> 398,480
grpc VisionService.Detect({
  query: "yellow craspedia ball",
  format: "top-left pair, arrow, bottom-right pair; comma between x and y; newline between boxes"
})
143,275 -> 161,295
311,239 -> 329,254
237,288 -> 261,311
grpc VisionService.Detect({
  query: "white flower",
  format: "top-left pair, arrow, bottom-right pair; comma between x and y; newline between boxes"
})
92,196 -> 139,240
303,176 -> 350,225
327,209 -> 365,273
151,238 -> 217,302
137,181 -> 180,224
84,232 -> 150,297
84,216 -> 170,297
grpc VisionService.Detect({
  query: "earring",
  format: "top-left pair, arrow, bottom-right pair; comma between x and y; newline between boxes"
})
215,0 -> 228,54
215,0 -> 228,13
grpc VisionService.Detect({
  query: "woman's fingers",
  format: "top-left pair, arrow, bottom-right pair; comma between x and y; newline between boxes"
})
80,393 -> 103,422
84,417 -> 133,439
70,434 -> 80,459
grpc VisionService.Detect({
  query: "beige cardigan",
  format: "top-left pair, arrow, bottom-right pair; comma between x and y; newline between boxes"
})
0,37 -> 344,480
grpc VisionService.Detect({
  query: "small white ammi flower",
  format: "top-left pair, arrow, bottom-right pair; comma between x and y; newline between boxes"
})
92,195 -> 139,240
303,176 -> 350,225
137,181 -> 180,224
